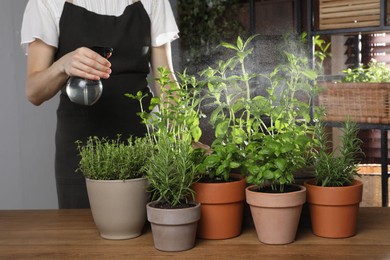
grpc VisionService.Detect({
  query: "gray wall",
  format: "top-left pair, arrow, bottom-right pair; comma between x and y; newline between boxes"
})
0,0 -> 179,209
0,0 -> 58,209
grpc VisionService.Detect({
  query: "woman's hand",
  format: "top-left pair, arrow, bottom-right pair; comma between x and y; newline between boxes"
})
26,40 -> 111,105
61,47 -> 111,81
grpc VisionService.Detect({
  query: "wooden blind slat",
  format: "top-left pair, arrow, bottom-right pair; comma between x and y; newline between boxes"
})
368,55 -> 390,63
368,35 -> 390,44
320,0 -> 378,8
321,11 -> 380,19
319,0 -> 380,30
320,21 -> 380,30
321,15 -> 380,24
320,3 -> 379,14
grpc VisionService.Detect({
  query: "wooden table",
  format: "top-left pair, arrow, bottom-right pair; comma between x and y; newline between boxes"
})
1,207 -> 389,259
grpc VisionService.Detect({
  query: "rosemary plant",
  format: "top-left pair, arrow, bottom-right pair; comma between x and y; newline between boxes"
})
127,67 -> 203,207
312,119 -> 363,187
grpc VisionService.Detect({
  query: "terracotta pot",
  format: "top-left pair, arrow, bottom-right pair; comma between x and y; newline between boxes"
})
304,179 -> 363,238
192,174 -> 246,239
86,178 -> 149,240
147,201 -> 200,252
246,184 -> 306,245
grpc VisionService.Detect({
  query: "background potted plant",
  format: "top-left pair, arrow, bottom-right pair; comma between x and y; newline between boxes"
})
76,135 -> 152,240
128,67 -> 203,252
304,118 -> 364,238
341,59 -> 390,83
318,59 -> 390,125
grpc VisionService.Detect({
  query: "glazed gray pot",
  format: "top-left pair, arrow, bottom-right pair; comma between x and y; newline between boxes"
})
86,178 -> 149,240
147,201 -> 201,252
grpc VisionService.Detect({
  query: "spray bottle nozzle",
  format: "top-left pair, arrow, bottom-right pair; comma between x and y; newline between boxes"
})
91,46 -> 114,59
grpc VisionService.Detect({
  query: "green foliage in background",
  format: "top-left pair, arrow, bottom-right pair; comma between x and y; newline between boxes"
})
178,0 -> 244,71
341,59 -> 390,83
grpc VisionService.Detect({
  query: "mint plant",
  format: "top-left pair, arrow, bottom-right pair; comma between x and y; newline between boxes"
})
199,34 -> 322,192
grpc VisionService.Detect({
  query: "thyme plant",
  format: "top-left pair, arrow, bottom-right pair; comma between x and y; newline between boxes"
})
76,136 -> 153,180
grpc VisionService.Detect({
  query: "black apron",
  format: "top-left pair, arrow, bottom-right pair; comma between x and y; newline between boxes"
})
54,2 -> 152,208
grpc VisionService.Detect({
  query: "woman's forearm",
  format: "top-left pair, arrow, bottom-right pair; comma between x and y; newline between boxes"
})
151,43 -> 177,97
26,40 -> 68,105
26,59 -> 69,106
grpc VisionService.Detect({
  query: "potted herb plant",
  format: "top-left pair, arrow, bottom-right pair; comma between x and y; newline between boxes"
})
304,119 -> 364,238
128,67 -> 203,252
76,135 -> 152,240
193,34 -> 321,242
191,35 -> 259,240
241,34 -> 321,245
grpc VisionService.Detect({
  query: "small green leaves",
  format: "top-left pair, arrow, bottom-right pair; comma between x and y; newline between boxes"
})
76,136 -> 153,180
341,59 -> 390,83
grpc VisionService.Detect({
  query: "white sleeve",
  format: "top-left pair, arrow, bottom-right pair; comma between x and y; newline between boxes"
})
150,0 -> 179,47
20,0 -> 59,54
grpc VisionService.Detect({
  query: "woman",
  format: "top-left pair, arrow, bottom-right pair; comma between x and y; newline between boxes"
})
21,0 -> 179,208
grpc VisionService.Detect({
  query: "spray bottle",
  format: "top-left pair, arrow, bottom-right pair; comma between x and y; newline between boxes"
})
65,46 -> 113,106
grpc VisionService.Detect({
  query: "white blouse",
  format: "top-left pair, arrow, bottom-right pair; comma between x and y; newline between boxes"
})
20,0 -> 179,53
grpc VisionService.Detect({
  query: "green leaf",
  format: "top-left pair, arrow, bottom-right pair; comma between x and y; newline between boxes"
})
215,121 -> 229,139
264,170 -> 274,180
210,106 -> 224,125
280,143 -> 294,153
220,42 -> 239,51
237,36 -> 243,50
301,69 -> 318,80
232,101 -> 245,113
203,154 -> 221,167
216,164 -> 227,176
232,128 -> 247,144
230,161 -> 241,169
243,34 -> 259,49
248,165 -> 262,176
191,126 -> 202,142
150,97 -> 160,107
275,158 -> 287,171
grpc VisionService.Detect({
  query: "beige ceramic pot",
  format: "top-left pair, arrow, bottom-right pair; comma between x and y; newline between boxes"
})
86,178 -> 149,240
304,179 -> 363,238
147,201 -> 200,252
246,184 -> 306,245
192,173 -> 246,239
